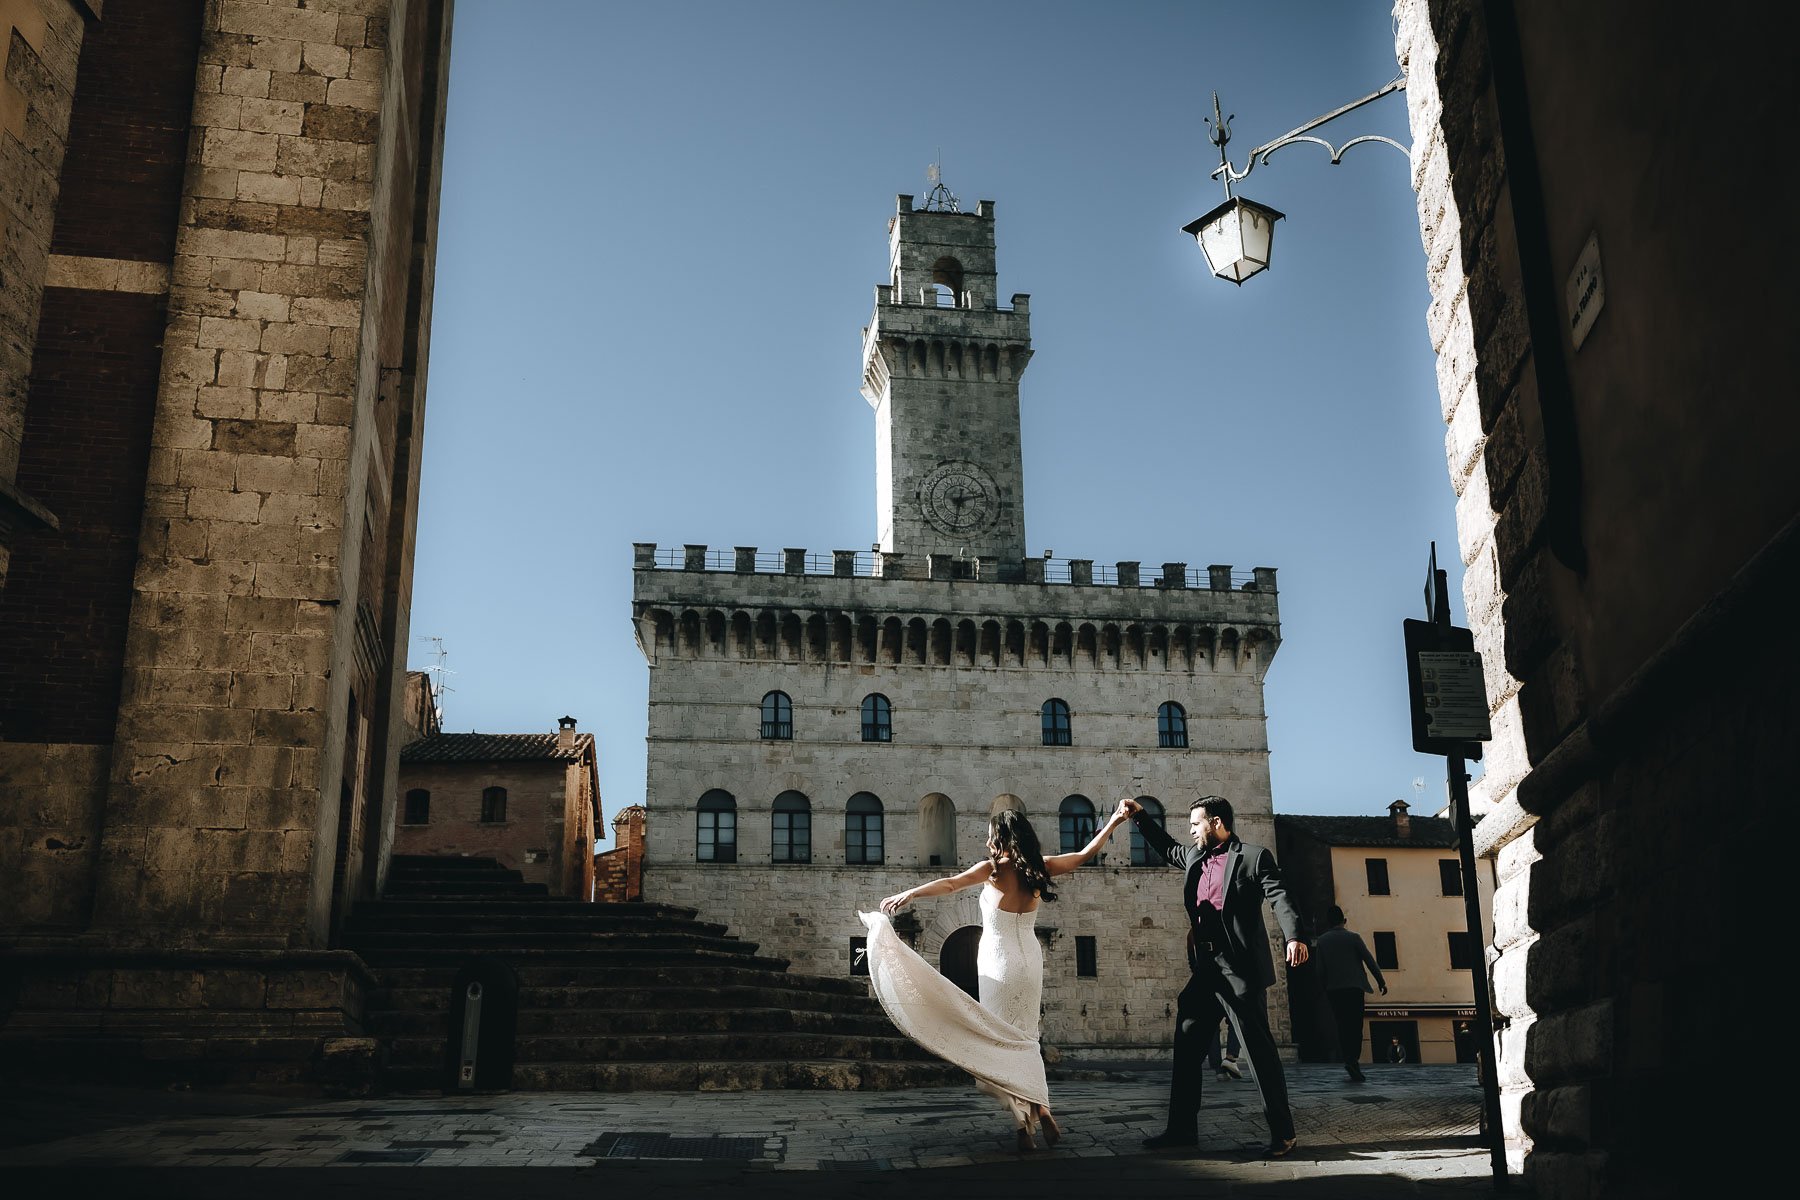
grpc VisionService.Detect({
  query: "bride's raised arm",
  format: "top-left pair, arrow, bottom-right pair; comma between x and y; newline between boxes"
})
1043,801 -> 1131,877
880,859 -> 990,914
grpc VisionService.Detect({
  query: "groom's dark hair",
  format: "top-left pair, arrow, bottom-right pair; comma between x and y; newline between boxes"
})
1190,795 -> 1234,830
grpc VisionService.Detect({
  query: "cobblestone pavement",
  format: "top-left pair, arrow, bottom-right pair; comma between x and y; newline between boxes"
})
0,1063 -> 1512,1197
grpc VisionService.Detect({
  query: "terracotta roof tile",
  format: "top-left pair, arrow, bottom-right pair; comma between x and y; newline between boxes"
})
1275,813 -> 1461,849
400,732 -> 594,764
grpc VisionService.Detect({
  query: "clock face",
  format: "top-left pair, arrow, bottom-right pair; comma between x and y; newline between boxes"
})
919,461 -> 998,535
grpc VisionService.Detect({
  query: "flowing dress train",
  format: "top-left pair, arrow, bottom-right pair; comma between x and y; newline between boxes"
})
859,884 -> 1048,1128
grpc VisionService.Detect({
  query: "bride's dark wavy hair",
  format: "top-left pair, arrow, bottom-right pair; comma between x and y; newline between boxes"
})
988,808 -> 1056,902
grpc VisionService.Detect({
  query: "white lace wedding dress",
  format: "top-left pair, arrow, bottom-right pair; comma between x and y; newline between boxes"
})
859,883 -> 1049,1128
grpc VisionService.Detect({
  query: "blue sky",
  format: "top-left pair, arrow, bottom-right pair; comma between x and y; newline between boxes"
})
413,0 -> 1473,841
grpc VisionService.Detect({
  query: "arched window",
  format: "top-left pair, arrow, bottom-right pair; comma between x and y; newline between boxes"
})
697,789 -> 737,863
772,791 -> 811,864
1130,797 -> 1167,866
919,792 -> 955,867
760,690 -> 792,739
1041,698 -> 1072,746
846,792 -> 884,865
1059,795 -> 1097,854
1158,701 -> 1189,748
480,786 -> 507,823
403,788 -> 430,825
861,693 -> 893,742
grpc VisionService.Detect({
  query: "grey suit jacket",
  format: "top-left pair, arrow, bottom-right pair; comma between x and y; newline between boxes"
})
1134,814 -> 1303,989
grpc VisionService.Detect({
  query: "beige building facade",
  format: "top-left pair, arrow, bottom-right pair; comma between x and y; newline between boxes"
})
632,195 -> 1288,1056
1278,804 -> 1496,1067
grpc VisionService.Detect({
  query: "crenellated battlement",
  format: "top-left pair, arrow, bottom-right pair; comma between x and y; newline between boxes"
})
631,542 -> 1280,675
634,542 -> 1274,591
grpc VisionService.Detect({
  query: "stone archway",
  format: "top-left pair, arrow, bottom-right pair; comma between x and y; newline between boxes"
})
938,926 -> 981,1000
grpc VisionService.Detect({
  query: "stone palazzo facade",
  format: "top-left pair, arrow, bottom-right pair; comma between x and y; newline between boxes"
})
633,196 -> 1289,1056
0,0 -> 452,1084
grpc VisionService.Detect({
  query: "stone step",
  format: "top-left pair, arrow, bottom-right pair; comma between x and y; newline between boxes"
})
384,1030 -> 935,1067
343,913 -> 730,936
380,1057 -> 968,1093
383,880 -> 535,894
349,947 -> 793,972
389,855 -> 508,870
388,865 -> 528,882
354,899 -> 699,920
344,931 -> 762,955
367,1005 -> 894,1039
371,980 -> 881,1013
365,964 -> 864,1000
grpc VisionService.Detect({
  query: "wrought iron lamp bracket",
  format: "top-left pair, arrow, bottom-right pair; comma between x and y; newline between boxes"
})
1206,76 -> 1409,198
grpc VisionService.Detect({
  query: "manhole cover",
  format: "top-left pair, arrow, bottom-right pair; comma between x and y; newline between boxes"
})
582,1133 -> 770,1161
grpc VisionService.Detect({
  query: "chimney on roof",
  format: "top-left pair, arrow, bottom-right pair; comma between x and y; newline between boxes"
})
1389,798 -> 1411,838
557,715 -> 578,750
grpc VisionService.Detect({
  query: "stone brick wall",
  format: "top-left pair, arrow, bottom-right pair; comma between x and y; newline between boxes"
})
1394,2 -> 1796,1194
0,0 -> 452,1086
594,803 -> 643,901
1,0 -> 89,583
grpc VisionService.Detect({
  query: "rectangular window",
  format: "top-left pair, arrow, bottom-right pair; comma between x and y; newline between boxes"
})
1447,931 -> 1476,970
1075,936 -> 1098,977
1365,858 -> 1390,896
846,814 -> 884,865
772,811 -> 810,863
480,786 -> 508,824
402,791 -> 429,825
697,811 -> 737,863
850,936 -> 869,976
1373,931 -> 1399,971
1439,859 -> 1464,896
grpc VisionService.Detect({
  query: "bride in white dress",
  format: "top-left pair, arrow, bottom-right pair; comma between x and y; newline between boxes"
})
861,802 -> 1131,1151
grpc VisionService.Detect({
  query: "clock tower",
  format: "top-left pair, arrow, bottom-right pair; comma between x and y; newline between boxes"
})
860,192 -> 1032,563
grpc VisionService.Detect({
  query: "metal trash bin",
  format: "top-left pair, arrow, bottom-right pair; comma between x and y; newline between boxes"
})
443,957 -> 518,1092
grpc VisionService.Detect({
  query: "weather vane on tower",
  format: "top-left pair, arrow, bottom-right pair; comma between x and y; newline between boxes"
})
922,157 -> 960,213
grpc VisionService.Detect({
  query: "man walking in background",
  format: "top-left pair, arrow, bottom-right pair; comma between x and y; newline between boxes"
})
1312,904 -> 1386,1082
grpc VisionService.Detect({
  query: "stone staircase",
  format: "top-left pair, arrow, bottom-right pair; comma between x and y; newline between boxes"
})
344,855 -> 962,1092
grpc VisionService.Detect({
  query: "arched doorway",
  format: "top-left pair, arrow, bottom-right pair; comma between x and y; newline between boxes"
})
939,926 -> 981,1000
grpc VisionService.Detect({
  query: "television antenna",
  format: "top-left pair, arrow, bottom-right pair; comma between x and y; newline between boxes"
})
416,635 -> 455,724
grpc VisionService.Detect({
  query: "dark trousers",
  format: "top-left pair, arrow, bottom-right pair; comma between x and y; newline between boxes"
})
1167,958 -> 1294,1141
1327,987 -> 1366,1069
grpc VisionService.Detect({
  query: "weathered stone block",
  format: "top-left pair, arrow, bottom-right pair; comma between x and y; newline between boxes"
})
110,969 -> 206,1011
212,418 -> 297,456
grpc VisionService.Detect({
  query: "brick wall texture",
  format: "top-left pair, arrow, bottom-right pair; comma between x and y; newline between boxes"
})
1394,2 -> 1796,1196
0,1 -> 452,962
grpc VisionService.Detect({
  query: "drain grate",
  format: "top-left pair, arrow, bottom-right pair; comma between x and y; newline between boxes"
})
582,1132 -> 770,1161
1343,1095 -> 1393,1105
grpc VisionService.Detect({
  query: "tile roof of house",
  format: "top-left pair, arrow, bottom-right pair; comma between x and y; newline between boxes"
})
1275,813 -> 1461,849
400,732 -> 595,764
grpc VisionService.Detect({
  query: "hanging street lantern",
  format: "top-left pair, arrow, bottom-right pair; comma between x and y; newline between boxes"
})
1183,195 -> 1285,285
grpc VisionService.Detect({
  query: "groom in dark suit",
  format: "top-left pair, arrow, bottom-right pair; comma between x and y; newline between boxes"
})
1124,794 -> 1308,1158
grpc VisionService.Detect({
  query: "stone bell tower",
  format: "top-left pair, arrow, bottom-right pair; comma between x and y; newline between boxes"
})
859,192 -> 1033,563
